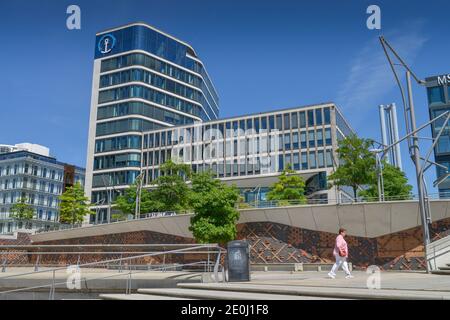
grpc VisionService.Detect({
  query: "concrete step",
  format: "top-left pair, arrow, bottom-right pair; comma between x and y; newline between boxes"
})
438,266 -> 450,271
99,293 -> 192,300
432,270 -> 450,275
177,283 -> 450,300
137,288 -> 339,300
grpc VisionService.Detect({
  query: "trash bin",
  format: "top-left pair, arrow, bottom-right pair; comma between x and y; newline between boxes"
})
227,240 -> 250,282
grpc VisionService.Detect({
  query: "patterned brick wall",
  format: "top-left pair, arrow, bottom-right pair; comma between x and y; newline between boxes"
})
237,217 -> 450,270
0,232 -> 32,266
5,218 -> 450,270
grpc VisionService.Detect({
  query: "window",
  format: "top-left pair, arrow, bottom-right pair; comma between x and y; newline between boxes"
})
284,114 -> 290,130
428,86 -> 445,105
284,133 -> 291,150
325,128 -> 332,145
293,153 -> 300,170
318,150 -> 325,168
292,132 -> 299,149
300,132 -> 307,148
315,109 -> 323,126
308,110 -> 315,126
276,115 -> 282,130
291,112 -> 298,129
324,107 -> 331,124
301,152 -> 308,169
317,130 -> 324,147
308,131 -> 315,147
299,112 -> 306,128
326,150 -> 333,167
309,152 -> 317,169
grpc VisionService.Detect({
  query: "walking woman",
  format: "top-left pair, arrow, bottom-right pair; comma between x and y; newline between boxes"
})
328,228 -> 354,279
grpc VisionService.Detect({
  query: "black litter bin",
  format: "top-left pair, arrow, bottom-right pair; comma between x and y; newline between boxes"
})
227,240 -> 250,282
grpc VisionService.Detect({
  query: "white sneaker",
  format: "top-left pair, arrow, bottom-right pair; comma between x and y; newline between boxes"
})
328,272 -> 335,279
345,274 -> 354,279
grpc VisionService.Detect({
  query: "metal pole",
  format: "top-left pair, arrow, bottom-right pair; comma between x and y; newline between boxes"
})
406,71 -> 431,272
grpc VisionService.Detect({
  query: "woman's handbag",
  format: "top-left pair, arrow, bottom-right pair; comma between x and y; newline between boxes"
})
339,247 -> 347,257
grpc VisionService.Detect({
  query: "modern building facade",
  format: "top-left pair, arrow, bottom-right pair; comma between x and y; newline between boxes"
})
85,22 -> 219,212
426,74 -> 450,197
90,102 -> 355,222
86,22 -> 355,223
0,144 -> 85,234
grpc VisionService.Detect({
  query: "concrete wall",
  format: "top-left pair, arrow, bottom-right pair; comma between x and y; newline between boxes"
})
31,200 -> 450,243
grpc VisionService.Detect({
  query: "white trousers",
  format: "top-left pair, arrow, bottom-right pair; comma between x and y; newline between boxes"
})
330,255 -> 351,275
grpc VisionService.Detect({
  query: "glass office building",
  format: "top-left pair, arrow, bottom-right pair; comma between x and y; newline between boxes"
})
90,102 -> 355,222
426,74 -> 450,197
0,144 -> 85,234
85,22 -> 219,215
86,23 -> 355,223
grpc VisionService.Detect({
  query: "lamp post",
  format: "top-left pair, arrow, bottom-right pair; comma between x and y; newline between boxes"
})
369,148 -> 384,202
379,36 -> 450,272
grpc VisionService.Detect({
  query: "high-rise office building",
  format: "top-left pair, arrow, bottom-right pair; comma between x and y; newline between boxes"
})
86,22 -> 355,223
0,144 -> 85,234
426,73 -> 450,197
85,22 -> 219,218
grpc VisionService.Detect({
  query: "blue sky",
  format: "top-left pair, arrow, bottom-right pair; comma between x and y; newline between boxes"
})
1,0 -> 449,195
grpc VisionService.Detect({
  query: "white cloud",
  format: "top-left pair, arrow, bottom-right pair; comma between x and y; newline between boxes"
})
336,21 -> 428,117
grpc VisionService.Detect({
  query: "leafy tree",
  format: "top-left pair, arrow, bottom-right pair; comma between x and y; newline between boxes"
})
10,196 -> 34,220
359,162 -> 413,201
59,182 -> 91,225
152,160 -> 192,212
266,165 -> 307,204
188,171 -> 240,244
114,181 -> 160,216
328,134 -> 376,200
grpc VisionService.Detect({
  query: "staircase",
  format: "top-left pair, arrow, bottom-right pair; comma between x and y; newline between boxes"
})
98,281 -> 450,300
427,234 -> 450,274
431,263 -> 450,275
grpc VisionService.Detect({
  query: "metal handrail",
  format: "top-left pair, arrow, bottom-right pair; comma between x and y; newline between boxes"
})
0,244 -> 226,299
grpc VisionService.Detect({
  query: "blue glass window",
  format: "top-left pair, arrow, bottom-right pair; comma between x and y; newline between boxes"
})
428,86 -> 445,105
315,109 -> 323,126
324,107 -> 331,124
308,110 -> 315,126
299,112 -> 306,128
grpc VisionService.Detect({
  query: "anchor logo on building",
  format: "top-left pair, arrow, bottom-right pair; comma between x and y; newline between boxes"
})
98,34 -> 116,54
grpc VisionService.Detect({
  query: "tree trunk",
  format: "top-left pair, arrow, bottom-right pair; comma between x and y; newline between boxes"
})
353,186 -> 357,202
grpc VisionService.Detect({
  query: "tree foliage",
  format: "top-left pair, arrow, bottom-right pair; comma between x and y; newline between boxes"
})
59,182 -> 91,225
152,160 -> 192,212
10,196 -> 34,220
328,134 -> 376,199
266,165 -> 307,204
188,171 -> 240,244
359,162 -> 413,201
113,181 -> 159,215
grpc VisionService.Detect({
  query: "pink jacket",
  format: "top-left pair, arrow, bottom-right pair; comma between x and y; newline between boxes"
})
333,234 -> 348,258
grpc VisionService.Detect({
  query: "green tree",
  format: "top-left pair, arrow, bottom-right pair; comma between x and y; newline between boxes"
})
188,171 -> 240,244
266,165 -> 307,204
10,196 -> 34,220
114,181 -> 160,216
59,182 -> 91,225
359,162 -> 413,201
328,134 -> 376,200
152,160 -> 192,212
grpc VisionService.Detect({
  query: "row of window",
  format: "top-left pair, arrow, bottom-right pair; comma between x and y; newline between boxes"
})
92,170 -> 139,188
98,85 -> 207,119
100,51 -> 219,115
96,118 -> 166,137
97,101 -> 196,126
0,163 -> 63,180
92,146 -> 333,188
100,68 -> 203,104
94,153 -> 141,170
1,192 -> 59,208
0,178 -> 62,194
95,135 -> 142,153
142,127 -> 332,151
